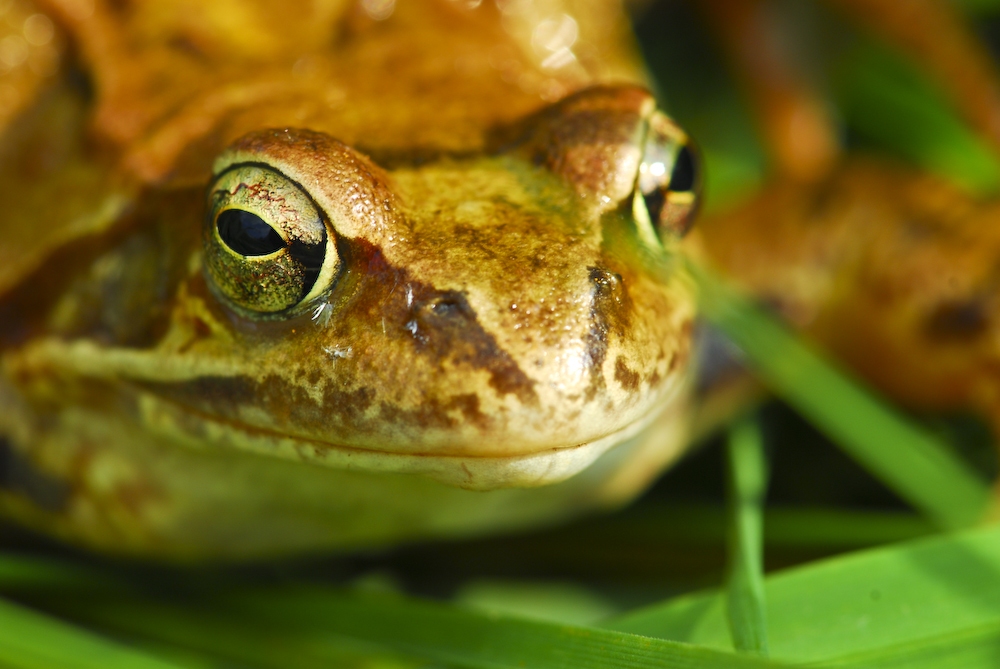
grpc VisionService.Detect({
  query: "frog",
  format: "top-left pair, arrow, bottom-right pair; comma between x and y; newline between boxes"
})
5,0 -> 1000,561
0,0 -> 701,559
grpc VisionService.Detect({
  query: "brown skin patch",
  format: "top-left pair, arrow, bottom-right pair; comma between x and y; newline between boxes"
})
347,236 -> 538,407
148,373 -> 380,437
149,373 -> 490,441
584,265 -> 634,399
614,356 -> 640,391
405,288 -> 537,406
495,86 -> 652,202
666,321 -> 693,377
377,392 -> 489,433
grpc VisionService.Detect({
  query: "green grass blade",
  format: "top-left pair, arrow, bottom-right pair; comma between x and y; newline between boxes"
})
53,586 -> 794,669
217,587 -> 791,669
609,523 -> 1000,666
725,419 -> 769,655
45,597 -> 422,669
0,596 -> 189,669
691,263 -> 992,530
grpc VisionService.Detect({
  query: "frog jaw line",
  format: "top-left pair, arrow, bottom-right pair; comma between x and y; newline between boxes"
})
131,388 -> 682,491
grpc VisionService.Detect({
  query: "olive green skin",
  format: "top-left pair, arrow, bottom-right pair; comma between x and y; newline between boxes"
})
0,0 -> 695,559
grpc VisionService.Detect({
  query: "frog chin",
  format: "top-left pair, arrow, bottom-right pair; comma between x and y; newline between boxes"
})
135,390 -> 682,491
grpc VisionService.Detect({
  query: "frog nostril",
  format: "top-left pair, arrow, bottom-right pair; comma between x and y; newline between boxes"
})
430,298 -> 463,317
589,267 -> 623,295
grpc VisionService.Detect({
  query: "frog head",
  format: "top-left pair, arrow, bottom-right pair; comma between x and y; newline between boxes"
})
10,85 -> 699,497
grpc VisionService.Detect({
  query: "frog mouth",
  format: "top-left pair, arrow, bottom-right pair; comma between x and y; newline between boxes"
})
135,390 -> 675,491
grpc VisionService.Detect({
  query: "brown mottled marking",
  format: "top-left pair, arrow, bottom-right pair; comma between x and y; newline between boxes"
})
614,356 -> 640,391
585,265 -> 634,398
377,392 -> 490,432
406,288 -> 537,406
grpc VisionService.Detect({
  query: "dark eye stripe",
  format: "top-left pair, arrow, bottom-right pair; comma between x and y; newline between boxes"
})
217,209 -> 285,256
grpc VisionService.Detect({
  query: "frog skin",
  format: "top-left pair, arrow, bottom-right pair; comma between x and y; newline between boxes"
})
0,0 -> 700,558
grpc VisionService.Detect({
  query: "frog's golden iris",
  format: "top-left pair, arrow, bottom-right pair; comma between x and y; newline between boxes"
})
204,164 -> 342,319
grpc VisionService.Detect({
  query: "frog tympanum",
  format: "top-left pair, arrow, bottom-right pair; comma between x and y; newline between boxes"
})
0,0 -> 700,558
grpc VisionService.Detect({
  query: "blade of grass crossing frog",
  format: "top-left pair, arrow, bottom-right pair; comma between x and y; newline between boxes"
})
725,418 -> 770,656
0,595 -> 190,669
690,263 -> 991,530
607,517 -> 1000,666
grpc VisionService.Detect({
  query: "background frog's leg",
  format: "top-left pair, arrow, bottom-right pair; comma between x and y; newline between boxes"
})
697,0 -> 841,183
828,0 -> 1000,161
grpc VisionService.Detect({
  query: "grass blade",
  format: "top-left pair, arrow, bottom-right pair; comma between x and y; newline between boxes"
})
45,597 -> 422,669
609,523 -> 1000,667
219,587 -> 792,669
725,418 -> 769,655
0,596 -> 189,669
44,585 -> 793,669
691,262 -> 992,530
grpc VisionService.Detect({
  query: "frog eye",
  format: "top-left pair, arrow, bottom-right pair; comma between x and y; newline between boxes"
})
634,111 -> 701,242
203,164 -> 341,318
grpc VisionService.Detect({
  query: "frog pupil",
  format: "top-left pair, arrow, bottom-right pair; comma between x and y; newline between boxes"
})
217,209 -> 284,256
669,145 -> 695,193
642,188 -> 666,224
